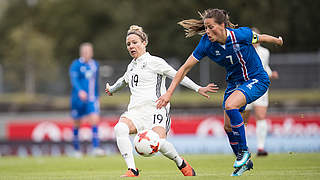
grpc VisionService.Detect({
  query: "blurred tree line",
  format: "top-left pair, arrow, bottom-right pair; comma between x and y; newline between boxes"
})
0,0 -> 318,95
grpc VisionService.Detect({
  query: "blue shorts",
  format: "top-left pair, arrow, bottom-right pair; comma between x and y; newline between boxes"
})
223,76 -> 270,112
71,99 -> 100,120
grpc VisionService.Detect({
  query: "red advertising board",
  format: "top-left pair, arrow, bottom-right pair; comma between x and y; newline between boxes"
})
7,114 -> 320,142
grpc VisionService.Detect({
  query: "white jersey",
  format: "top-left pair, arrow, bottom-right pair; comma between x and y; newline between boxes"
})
111,52 -> 201,110
255,45 -> 272,76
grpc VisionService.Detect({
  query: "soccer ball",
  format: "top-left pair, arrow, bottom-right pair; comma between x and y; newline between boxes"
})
133,129 -> 160,157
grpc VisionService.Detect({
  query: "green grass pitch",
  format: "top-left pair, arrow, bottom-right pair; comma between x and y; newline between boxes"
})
0,153 -> 319,180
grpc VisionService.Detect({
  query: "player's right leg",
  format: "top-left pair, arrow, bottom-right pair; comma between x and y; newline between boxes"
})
114,117 -> 139,177
71,101 -> 84,158
224,112 -> 240,156
72,119 -> 82,158
153,126 -> 196,176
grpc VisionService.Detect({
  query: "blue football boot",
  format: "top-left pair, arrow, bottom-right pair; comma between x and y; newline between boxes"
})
231,159 -> 253,176
233,150 -> 251,168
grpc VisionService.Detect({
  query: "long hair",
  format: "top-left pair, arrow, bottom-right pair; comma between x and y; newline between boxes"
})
178,8 -> 238,38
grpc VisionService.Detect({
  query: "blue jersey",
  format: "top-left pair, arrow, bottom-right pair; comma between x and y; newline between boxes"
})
69,58 -> 99,102
193,27 -> 267,84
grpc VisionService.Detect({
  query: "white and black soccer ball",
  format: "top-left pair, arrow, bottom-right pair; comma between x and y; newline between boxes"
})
134,129 -> 160,157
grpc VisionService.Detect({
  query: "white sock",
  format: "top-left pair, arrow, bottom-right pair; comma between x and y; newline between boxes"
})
159,138 -> 183,167
256,120 -> 267,150
114,122 -> 136,169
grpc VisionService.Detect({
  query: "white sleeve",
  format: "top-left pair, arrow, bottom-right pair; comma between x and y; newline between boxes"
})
149,57 -> 201,92
108,76 -> 127,93
262,48 -> 272,76
257,46 -> 272,76
264,63 -> 272,77
108,63 -> 131,93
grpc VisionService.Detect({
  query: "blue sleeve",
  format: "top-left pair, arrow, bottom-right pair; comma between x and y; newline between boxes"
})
95,61 -> 100,97
236,27 -> 254,44
192,35 -> 208,61
69,61 -> 83,94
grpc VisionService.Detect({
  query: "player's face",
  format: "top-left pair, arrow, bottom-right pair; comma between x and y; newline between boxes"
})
126,34 -> 147,59
204,18 -> 225,43
80,45 -> 93,62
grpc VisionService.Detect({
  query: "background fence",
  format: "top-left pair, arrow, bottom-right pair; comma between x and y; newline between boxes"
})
1,51 -> 320,96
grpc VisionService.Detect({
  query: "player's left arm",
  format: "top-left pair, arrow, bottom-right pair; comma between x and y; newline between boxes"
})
254,33 -> 283,46
95,62 -> 100,97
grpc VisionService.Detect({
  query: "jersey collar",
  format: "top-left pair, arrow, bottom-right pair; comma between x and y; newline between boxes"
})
133,52 -> 149,64
79,57 -> 93,64
219,29 -> 232,49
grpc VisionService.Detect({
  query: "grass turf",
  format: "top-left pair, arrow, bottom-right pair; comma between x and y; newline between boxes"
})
0,153 -> 319,180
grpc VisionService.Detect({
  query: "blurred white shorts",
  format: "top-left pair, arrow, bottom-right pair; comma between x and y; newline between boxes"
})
246,90 -> 269,110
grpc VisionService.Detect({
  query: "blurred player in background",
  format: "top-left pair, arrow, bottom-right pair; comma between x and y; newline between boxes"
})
105,25 -> 217,177
156,8 -> 283,176
69,42 -> 105,157
242,27 -> 279,157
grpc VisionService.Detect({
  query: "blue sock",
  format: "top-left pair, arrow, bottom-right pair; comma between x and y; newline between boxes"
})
226,131 -> 239,155
92,125 -> 99,148
226,109 -> 248,151
73,127 -> 80,151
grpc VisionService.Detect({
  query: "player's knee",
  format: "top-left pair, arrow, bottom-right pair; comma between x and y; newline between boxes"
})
225,102 -> 239,110
255,114 -> 265,120
114,122 -> 129,137
89,115 -> 99,125
73,120 -> 81,128
224,124 -> 232,132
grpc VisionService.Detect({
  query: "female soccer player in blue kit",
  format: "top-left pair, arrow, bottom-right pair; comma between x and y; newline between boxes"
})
69,43 -> 105,157
156,8 -> 283,176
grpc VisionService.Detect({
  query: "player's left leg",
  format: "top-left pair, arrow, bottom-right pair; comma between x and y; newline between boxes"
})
153,126 -> 196,176
242,103 -> 253,125
254,105 -> 268,156
87,101 -> 105,156
88,113 -> 105,156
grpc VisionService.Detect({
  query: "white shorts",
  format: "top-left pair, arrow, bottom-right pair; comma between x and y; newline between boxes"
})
246,90 -> 269,110
120,104 -> 171,133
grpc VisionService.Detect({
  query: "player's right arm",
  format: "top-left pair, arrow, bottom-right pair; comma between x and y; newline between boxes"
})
69,61 -> 82,92
156,54 -> 198,109
105,63 -> 132,96
105,76 -> 127,96
153,57 -> 218,98
69,61 -> 87,101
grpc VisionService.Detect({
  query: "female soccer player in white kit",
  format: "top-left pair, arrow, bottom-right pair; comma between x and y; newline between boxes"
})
105,25 -> 218,177
243,27 -> 279,156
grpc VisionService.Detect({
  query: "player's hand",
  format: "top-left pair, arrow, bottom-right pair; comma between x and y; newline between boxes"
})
277,36 -> 283,46
198,83 -> 219,98
271,71 -> 279,79
156,92 -> 171,109
78,90 -> 88,101
105,83 -> 113,96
